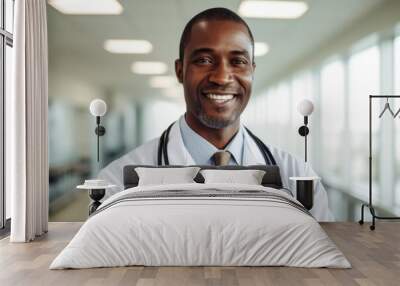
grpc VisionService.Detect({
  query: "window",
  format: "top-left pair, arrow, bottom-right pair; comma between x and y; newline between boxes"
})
348,46 -> 380,191
250,28 -> 398,217
266,83 -> 290,150
320,60 -> 345,179
1,0 -> 14,229
242,89 -> 268,134
394,35 -> 400,205
5,0 -> 13,33
396,35 -> 400,93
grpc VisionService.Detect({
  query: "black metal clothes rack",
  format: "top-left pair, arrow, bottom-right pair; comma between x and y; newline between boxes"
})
359,95 -> 400,230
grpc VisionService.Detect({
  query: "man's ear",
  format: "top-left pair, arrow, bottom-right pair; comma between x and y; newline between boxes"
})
175,59 -> 183,83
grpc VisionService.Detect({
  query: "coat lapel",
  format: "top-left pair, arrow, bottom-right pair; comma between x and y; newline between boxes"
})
242,127 -> 266,165
166,118 -> 196,165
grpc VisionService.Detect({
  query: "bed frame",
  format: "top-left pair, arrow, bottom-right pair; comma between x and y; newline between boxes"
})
123,165 -> 283,190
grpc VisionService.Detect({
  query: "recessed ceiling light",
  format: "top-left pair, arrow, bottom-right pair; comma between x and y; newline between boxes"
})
150,76 -> 178,88
48,0 -> 123,15
254,42 -> 270,57
239,1 -> 308,19
104,40 -> 153,54
131,62 -> 168,75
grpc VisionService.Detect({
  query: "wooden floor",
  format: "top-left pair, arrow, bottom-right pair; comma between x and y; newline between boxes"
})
0,222 -> 399,286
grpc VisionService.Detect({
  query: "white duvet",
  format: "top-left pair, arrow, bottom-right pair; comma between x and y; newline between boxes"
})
50,183 -> 350,269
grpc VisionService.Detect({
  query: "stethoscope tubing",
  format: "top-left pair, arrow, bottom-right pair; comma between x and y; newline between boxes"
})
157,122 -> 276,166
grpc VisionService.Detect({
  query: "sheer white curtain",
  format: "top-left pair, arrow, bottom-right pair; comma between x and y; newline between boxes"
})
7,0 -> 49,242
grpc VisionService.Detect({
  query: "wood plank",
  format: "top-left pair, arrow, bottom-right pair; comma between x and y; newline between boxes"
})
0,222 -> 399,286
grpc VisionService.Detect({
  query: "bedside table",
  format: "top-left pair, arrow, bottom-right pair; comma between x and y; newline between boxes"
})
87,189 -> 105,215
76,180 -> 116,215
289,176 -> 320,210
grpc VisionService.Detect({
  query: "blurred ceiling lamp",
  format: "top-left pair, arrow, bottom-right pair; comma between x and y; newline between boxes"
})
150,76 -> 177,88
48,0 -> 123,15
131,61 -> 168,75
254,42 -> 270,57
104,39 -> 153,54
239,1 -> 308,19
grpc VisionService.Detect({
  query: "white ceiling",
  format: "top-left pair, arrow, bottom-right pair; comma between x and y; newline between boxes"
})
47,0 -> 385,101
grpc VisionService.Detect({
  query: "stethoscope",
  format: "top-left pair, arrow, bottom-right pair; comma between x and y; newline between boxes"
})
157,122 -> 277,166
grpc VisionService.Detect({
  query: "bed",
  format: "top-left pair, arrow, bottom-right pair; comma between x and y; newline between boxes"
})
50,165 -> 350,269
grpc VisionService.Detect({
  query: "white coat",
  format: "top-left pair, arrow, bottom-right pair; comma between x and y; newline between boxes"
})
98,118 -> 334,221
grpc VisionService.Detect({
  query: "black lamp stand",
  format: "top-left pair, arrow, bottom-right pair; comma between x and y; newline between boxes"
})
95,116 -> 106,162
359,95 -> 400,230
298,116 -> 309,162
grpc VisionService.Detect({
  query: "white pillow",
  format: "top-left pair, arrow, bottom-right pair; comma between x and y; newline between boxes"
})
200,169 -> 266,185
135,167 -> 200,186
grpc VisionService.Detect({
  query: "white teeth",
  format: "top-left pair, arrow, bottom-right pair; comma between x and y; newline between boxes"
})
205,94 -> 234,101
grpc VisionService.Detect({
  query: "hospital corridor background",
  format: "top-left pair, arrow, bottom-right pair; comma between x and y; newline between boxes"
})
4,0 -> 399,223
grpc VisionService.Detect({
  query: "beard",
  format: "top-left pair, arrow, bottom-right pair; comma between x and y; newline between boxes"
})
195,108 -> 241,129
184,88 -> 246,129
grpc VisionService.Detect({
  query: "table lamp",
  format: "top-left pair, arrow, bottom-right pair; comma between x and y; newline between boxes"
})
297,99 -> 314,162
89,99 -> 107,162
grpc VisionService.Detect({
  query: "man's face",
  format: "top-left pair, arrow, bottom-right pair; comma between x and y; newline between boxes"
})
175,20 -> 255,129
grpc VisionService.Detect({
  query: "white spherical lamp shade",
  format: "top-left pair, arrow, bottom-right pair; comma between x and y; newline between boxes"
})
89,99 -> 107,117
297,99 -> 314,116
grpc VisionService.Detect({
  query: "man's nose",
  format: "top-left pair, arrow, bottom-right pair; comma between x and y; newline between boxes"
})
208,62 -> 234,85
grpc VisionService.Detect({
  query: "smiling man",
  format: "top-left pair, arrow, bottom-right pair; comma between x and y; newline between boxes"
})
98,7 -> 333,221
176,15 -> 254,150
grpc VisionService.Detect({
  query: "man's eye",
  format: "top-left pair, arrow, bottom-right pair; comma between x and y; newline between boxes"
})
194,57 -> 212,65
232,58 -> 248,65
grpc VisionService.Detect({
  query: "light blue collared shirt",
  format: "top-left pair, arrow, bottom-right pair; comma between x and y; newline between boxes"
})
179,115 -> 244,165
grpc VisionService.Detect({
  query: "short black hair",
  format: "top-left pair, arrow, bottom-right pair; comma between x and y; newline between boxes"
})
178,7 -> 255,62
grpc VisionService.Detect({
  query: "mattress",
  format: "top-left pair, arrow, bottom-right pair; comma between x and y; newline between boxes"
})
50,183 -> 350,269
